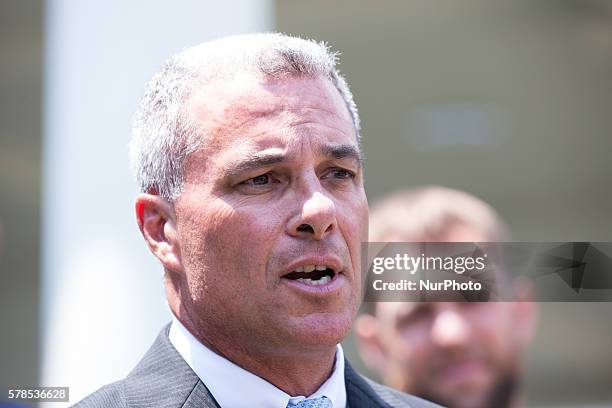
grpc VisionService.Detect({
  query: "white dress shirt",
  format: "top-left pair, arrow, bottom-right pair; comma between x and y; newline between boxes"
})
169,317 -> 347,408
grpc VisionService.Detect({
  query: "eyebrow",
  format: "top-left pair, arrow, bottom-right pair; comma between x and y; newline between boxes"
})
321,144 -> 363,166
223,143 -> 363,178
223,152 -> 286,178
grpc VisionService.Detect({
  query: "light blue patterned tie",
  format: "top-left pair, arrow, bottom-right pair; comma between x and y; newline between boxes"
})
288,396 -> 332,408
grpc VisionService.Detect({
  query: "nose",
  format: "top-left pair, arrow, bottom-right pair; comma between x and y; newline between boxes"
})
287,191 -> 337,241
430,309 -> 470,348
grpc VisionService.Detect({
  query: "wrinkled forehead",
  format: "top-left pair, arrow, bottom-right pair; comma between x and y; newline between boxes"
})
186,73 -> 355,150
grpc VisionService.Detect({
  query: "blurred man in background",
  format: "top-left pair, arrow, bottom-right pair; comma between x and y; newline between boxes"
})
356,186 -> 537,408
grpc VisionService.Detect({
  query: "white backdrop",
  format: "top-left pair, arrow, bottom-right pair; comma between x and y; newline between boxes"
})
41,1 -> 272,405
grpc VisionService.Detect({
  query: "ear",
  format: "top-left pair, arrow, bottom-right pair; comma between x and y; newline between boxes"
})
354,313 -> 387,374
511,277 -> 538,347
135,193 -> 183,273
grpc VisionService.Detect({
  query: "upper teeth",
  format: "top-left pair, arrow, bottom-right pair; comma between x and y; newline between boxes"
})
294,265 -> 329,273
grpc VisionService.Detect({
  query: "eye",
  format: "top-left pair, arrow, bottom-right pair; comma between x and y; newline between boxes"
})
325,168 -> 356,180
398,305 -> 432,329
249,173 -> 271,185
239,172 -> 279,192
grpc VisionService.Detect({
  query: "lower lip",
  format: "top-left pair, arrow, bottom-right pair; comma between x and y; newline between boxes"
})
281,273 -> 346,296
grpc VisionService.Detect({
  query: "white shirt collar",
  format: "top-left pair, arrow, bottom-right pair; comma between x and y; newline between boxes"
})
169,316 -> 347,408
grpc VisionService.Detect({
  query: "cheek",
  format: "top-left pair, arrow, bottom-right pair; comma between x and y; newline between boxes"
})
209,201 -> 285,278
179,201 -> 282,303
383,333 -> 426,382
397,327 -> 430,363
470,307 -> 516,359
339,191 -> 369,252
178,200 -> 252,269
352,190 -> 369,237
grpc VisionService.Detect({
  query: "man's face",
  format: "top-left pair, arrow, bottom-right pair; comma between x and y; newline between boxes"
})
172,74 -> 368,355
358,225 -> 535,408
375,301 -> 527,408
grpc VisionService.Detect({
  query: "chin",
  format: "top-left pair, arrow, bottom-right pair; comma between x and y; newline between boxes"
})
288,311 -> 354,347
429,384 -> 492,408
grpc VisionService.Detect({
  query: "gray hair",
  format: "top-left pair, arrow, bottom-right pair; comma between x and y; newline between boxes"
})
130,32 -> 361,200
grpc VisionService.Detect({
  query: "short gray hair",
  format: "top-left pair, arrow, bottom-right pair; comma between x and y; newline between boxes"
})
130,32 -> 361,200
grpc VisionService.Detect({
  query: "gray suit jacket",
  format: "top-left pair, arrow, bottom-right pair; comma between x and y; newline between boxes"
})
73,325 -> 441,408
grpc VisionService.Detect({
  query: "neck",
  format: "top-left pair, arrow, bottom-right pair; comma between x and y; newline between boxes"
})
204,337 -> 337,396
173,307 -> 338,396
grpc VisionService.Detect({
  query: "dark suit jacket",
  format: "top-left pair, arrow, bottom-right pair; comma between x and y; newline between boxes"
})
73,325 -> 441,408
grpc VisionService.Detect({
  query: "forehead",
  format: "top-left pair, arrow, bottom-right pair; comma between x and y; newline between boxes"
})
376,302 -> 419,323
376,301 -> 513,330
186,73 -> 356,155
377,223 -> 490,243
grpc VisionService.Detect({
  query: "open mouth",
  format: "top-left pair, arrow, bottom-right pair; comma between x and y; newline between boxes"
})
282,265 -> 337,286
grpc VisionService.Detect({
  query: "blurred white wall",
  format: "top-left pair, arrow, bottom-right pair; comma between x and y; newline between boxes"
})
41,1 -> 272,405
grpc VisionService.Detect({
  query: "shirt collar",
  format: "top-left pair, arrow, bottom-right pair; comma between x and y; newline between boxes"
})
169,316 -> 346,408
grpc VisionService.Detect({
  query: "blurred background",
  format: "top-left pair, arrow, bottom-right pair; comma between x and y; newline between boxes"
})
1,0 -> 611,406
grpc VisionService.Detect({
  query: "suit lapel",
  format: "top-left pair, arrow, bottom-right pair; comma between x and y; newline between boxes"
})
182,382 -> 222,408
123,324 -> 220,408
344,359 -> 390,408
